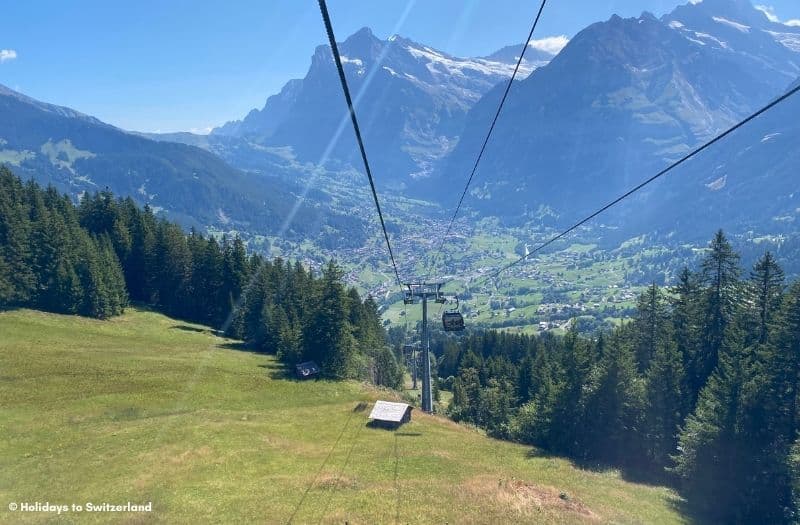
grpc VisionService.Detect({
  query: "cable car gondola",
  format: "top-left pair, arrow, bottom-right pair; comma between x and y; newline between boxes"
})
442,296 -> 465,332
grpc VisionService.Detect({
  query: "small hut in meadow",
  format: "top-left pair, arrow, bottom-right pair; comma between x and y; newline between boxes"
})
368,401 -> 413,429
295,361 -> 320,380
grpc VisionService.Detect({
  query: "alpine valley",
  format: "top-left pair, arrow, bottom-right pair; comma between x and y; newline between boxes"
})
2,0 -> 799,333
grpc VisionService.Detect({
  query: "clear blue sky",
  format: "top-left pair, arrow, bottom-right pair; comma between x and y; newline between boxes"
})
1,0 -> 798,133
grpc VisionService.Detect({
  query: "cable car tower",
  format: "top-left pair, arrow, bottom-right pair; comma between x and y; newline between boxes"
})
403,282 -> 444,412
403,282 -> 465,412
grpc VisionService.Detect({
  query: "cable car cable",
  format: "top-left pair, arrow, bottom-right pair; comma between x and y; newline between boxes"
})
477,82 -> 800,286
286,407 -> 357,524
316,420 -> 367,525
426,0 -> 549,280
318,0 -> 402,285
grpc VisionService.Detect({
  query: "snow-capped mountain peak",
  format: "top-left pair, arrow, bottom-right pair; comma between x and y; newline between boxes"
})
212,28 -> 558,184
664,0 -> 800,56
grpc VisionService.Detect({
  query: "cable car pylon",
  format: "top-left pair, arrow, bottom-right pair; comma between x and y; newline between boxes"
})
403,281 -> 464,412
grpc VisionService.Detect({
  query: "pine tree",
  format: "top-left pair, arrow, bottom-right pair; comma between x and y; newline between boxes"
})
220,236 -> 249,331
368,345 -> 404,390
258,302 -> 285,353
748,251 -> 784,345
671,320 -> 782,522
241,263 -> 272,345
698,230 -> 741,394
31,208 -> 82,313
633,283 -> 671,373
451,366 -> 483,423
516,355 -> 535,404
149,222 -> 191,316
277,314 -> 303,364
788,438 -> 800,516
97,235 -> 128,316
124,201 -> 156,302
0,169 -> 35,305
0,253 -> 13,307
303,261 -> 356,378
768,283 -> 800,442
546,333 -> 594,456
581,332 -> 646,465
644,339 -> 685,471
671,267 -> 703,405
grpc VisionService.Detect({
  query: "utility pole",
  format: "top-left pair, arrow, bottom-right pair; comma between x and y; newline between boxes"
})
404,282 -> 445,413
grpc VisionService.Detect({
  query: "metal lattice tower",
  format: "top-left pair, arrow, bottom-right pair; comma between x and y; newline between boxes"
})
403,282 -> 445,412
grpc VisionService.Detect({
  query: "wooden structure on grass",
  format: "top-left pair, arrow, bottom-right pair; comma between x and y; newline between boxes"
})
295,361 -> 320,379
368,401 -> 413,428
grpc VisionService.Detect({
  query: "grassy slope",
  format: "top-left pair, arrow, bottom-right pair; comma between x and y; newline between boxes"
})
0,308 -> 686,524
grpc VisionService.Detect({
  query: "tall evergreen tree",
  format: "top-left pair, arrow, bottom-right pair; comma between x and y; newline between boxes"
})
671,267 -> 703,405
633,283 -> 671,373
748,251 -> 785,345
0,168 -> 35,305
644,339 -> 685,472
303,262 -> 356,378
581,332 -> 645,465
671,320 -> 789,522
698,230 -> 741,394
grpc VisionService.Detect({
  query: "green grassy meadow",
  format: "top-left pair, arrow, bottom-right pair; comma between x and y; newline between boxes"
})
1,308 -> 687,524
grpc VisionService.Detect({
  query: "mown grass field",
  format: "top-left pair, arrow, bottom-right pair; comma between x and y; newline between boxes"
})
1,308 -> 687,524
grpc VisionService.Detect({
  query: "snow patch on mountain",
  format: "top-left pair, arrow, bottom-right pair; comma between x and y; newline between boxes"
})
765,30 -> 800,52
706,175 -> 727,190
340,56 -> 365,75
405,44 -> 527,79
693,31 -> 731,48
712,16 -> 751,33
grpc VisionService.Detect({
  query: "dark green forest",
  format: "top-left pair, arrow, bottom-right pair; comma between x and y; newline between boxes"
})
437,231 -> 800,522
0,167 -> 401,385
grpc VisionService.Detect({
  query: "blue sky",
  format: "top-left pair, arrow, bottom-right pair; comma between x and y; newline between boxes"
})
1,0 -> 798,133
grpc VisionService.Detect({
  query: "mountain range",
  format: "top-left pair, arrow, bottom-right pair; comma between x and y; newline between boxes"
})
0,84 -> 366,246
173,0 -> 800,241
209,28 -> 557,189
1,0 -> 799,249
436,0 -> 800,236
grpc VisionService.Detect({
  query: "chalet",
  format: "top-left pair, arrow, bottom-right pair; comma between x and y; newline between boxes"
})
295,361 -> 320,380
368,401 -> 413,429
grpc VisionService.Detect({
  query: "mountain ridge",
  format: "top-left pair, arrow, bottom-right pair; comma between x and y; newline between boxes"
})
210,28 -> 559,188
0,83 -> 364,244
432,0 -> 800,237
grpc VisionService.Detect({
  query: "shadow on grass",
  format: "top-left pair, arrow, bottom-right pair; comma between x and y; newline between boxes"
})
255,361 -> 301,381
366,421 -> 400,431
170,324 -> 207,334
218,341 -> 277,356
524,448 -> 677,488
523,446 -> 704,522
0,306 -> 23,314
666,496 -> 714,525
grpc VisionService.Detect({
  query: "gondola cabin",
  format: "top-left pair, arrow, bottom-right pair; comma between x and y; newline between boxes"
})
442,311 -> 465,332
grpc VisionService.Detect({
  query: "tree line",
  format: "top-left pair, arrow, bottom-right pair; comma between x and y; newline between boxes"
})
0,167 -> 401,385
443,230 -> 800,522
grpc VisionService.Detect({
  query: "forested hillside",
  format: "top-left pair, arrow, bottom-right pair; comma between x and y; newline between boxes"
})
440,231 -> 800,522
0,166 -> 399,384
